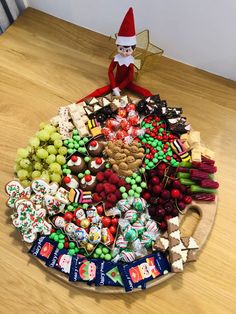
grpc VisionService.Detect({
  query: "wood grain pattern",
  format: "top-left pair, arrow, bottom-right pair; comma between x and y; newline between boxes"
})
0,8 -> 236,314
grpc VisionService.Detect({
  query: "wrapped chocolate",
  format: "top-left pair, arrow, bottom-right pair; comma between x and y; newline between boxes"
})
118,218 -> 130,233
121,249 -> 136,263
133,198 -> 147,212
145,220 -> 159,240
115,235 -> 128,249
123,225 -> 138,242
124,209 -> 138,224
101,227 -> 114,246
131,238 -> 147,258
141,231 -> 153,249
117,199 -> 131,212
88,225 -> 101,244
132,220 -> 145,236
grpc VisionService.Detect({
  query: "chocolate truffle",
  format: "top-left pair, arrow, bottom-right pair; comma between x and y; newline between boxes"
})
80,174 -> 97,191
87,140 -> 104,157
88,157 -> 106,174
62,174 -> 80,191
67,155 -> 86,174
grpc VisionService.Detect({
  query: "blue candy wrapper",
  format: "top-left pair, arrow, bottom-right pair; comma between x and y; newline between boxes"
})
118,252 -> 170,292
29,236 -> 57,263
46,248 -> 73,275
69,255 -> 100,284
95,261 -> 123,287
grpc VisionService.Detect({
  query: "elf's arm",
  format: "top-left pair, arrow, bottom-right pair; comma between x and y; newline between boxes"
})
118,63 -> 134,90
108,59 -> 117,89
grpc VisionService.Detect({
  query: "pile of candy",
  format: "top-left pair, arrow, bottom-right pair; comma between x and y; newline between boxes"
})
6,93 -> 219,292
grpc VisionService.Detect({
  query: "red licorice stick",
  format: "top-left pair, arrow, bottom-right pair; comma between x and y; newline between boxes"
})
191,162 -> 217,173
200,179 -> 219,189
201,156 -> 215,165
177,166 -> 190,173
190,169 -> 209,180
192,193 -> 215,202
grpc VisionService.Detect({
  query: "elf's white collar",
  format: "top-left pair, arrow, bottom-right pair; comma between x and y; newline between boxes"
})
114,54 -> 134,67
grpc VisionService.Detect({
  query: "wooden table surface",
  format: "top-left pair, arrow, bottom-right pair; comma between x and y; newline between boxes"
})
0,8 -> 235,314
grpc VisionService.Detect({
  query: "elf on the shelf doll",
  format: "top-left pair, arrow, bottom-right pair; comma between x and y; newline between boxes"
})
79,8 -> 152,101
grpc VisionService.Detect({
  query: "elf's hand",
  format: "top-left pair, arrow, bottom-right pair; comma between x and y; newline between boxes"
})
112,87 -> 121,96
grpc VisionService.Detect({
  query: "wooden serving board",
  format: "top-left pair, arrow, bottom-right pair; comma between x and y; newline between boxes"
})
25,198 -> 217,293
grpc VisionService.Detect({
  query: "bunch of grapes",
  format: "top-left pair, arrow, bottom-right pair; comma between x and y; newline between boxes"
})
15,122 -> 68,187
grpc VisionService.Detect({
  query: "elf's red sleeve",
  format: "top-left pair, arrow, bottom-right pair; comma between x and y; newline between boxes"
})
118,63 -> 134,90
108,59 -> 117,89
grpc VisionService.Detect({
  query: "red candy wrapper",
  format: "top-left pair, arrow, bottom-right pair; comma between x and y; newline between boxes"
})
120,119 -> 131,131
126,103 -> 136,112
117,108 -> 127,118
116,129 -> 128,140
106,118 -> 120,131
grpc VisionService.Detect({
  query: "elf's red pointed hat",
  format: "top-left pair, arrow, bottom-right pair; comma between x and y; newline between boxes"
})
116,7 -> 136,46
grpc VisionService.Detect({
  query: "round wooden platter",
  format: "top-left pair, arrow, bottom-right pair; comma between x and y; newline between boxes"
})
25,198 -> 217,293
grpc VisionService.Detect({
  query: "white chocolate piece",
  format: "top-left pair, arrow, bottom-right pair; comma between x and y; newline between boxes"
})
188,131 -> 201,146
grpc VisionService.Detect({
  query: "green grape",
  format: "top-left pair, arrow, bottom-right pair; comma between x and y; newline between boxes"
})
50,173 -> 62,183
40,170 -> 50,182
34,161 -> 43,170
39,122 -> 47,129
58,146 -> 67,155
50,132 -> 61,141
29,137 -> 40,148
14,163 -> 21,173
32,154 -> 41,162
19,158 -> 31,169
20,179 -> 31,187
32,170 -> 41,179
54,139 -> 63,148
17,169 -> 29,180
36,148 -> 48,159
46,154 -> 56,164
38,130 -> 50,141
17,148 -> 29,158
56,155 -> 66,165
44,124 -> 56,134
49,162 -> 61,173
26,146 -> 34,154
47,145 -> 57,155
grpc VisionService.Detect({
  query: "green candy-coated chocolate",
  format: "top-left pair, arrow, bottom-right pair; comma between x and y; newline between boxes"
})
132,184 -> 138,191
54,235 -> 59,242
157,141 -> 162,147
82,203 -> 89,209
93,253 -> 99,258
78,140 -> 84,146
120,186 -> 126,193
74,143 -> 79,149
78,173 -> 84,179
131,179 -> 136,185
148,161 -> 154,167
95,248 -> 102,255
74,247 -> 79,253
102,247 -> 109,254
134,192 -> 140,198
67,149 -> 74,155
158,150 -> 164,156
72,130 -> 78,135
105,163 -> 110,168
85,170 -> 90,175
132,173 -> 138,178
68,138 -> 73,143
68,249 -> 75,256
136,187 -> 142,193
56,230 -> 61,234
125,177 -> 131,183
83,137 -> 89,143
57,243 -> 64,249
122,193 -> 128,199
128,190 -> 135,196
69,242 -> 75,249
59,234 -> 65,239
153,158 -> 158,163
104,254 -> 111,261
140,182 -> 147,188
84,156 -> 90,162
67,205 -> 74,211
135,176 -> 141,183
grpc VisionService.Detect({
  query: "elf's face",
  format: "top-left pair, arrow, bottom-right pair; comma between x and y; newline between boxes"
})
117,45 -> 134,57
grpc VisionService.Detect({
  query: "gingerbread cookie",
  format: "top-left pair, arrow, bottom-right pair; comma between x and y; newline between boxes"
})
5,180 -> 31,208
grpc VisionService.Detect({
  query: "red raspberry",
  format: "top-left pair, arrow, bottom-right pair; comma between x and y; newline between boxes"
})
95,183 -> 104,193
105,202 -> 113,210
108,173 -> 120,185
107,193 -> 117,203
93,193 -> 102,203
96,172 -> 105,182
104,169 -> 113,178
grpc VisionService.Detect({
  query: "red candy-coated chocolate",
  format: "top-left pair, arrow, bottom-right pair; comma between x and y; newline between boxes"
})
64,212 -> 74,222
111,217 -> 119,226
96,205 -> 104,216
109,225 -> 117,235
